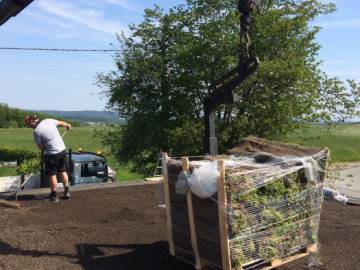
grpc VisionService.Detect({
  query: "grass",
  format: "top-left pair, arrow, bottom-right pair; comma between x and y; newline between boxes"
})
0,127 -> 144,181
0,167 -> 17,177
0,127 -> 101,152
284,123 -> 360,163
2,123 -> 360,178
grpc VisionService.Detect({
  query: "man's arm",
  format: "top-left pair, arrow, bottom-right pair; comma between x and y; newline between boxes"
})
57,120 -> 72,130
33,131 -> 43,150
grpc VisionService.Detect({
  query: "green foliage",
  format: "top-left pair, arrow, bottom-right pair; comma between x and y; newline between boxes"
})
98,0 -> 360,173
229,172 -> 318,265
0,103 -> 80,128
0,103 -> 25,128
0,147 -> 39,177
16,158 -> 40,175
0,148 -> 38,164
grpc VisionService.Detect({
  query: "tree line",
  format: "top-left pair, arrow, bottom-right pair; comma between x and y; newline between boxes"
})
0,103 -> 80,128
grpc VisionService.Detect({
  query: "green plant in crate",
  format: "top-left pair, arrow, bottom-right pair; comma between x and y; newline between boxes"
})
231,249 -> 245,269
262,208 -> 284,224
232,238 -> 257,268
228,168 -> 320,266
258,235 -> 280,260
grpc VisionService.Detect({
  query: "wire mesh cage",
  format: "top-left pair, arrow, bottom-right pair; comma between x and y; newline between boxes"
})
162,137 -> 329,270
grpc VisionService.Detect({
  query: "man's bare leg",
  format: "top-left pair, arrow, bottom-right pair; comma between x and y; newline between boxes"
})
49,175 -> 60,202
50,174 -> 58,192
59,171 -> 69,187
60,171 -> 70,199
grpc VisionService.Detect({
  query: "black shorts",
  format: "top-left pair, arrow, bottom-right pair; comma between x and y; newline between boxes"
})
44,151 -> 67,176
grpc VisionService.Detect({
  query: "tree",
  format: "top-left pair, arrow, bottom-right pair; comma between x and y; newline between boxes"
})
98,0 -> 360,174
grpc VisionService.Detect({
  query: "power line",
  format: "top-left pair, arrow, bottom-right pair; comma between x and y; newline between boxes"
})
0,47 -> 122,52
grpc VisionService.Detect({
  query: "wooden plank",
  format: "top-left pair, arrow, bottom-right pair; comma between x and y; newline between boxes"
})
217,160 -> 233,270
182,157 -> 202,270
0,199 -> 20,209
144,176 -> 163,182
307,243 -> 317,253
162,152 -> 175,256
263,252 -> 309,270
240,244 -> 317,270
248,246 -> 313,270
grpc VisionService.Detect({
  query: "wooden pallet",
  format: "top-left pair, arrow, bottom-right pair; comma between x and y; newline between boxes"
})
240,244 -> 317,270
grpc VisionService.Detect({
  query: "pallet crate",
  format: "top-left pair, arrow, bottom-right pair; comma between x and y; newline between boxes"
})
162,137 -> 329,270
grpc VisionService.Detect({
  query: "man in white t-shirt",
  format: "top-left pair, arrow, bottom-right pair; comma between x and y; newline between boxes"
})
25,115 -> 71,203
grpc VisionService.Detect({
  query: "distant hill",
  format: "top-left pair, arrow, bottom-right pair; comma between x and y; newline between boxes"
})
0,103 -> 80,128
39,110 -> 125,125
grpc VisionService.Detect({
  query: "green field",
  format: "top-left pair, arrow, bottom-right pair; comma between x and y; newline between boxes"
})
1,124 -> 360,178
0,127 -> 143,181
284,123 -> 360,163
0,127 -> 102,152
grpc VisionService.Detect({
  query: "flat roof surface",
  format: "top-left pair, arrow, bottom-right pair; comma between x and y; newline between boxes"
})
0,183 -> 359,270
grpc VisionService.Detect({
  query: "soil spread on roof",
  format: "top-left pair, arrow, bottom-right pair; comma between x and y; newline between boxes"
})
0,184 -> 359,270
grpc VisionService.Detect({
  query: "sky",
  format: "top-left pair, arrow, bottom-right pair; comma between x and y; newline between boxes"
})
0,0 -> 359,111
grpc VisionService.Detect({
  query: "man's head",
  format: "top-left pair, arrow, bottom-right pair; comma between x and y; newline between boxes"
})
24,115 -> 39,129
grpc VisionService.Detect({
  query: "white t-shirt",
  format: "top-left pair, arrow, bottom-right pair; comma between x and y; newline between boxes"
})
33,119 -> 66,155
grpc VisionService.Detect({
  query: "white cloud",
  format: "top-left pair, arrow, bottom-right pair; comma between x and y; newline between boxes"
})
36,0 -> 130,36
2,23 -> 65,39
24,9 -> 75,31
104,0 -> 135,10
317,19 -> 360,29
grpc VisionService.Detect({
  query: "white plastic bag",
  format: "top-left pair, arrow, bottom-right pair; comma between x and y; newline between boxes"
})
187,161 -> 219,198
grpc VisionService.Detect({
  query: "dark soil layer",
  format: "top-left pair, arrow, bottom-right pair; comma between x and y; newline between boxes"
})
0,184 -> 359,270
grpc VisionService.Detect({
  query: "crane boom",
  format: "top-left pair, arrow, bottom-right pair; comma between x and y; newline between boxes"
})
204,0 -> 259,154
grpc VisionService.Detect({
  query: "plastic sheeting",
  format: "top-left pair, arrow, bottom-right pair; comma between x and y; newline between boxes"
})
176,153 -> 322,199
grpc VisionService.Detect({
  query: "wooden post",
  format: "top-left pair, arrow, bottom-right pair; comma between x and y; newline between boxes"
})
182,157 -> 202,270
162,152 -> 175,255
217,160 -> 232,270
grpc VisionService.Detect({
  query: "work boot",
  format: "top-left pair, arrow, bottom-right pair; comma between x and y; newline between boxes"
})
49,192 -> 59,203
63,188 -> 70,200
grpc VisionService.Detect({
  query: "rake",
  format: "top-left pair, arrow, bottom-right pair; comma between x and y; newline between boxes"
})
0,173 -> 33,209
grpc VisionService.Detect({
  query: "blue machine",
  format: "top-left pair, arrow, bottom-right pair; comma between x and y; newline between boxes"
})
69,151 -> 108,185
40,150 -> 109,187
